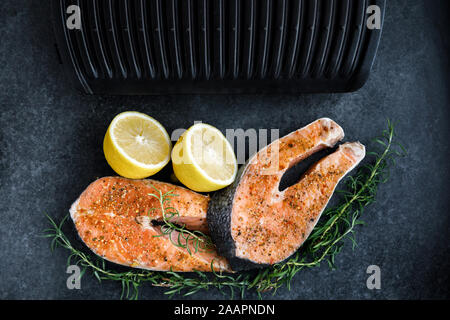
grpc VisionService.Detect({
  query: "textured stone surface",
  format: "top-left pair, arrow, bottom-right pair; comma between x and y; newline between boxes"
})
0,0 -> 449,299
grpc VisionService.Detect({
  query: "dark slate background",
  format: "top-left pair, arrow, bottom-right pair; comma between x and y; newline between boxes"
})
0,0 -> 449,300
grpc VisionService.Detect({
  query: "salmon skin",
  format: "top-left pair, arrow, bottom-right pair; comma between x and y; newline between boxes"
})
207,119 -> 365,270
70,177 -> 231,272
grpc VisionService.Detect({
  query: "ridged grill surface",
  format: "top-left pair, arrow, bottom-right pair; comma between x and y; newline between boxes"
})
53,0 -> 385,94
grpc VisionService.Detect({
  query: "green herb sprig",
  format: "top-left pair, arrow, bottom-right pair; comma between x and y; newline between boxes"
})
44,120 -> 404,299
148,186 -> 214,255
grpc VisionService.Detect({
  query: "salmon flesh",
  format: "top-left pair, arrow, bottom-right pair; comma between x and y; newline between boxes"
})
207,118 -> 366,270
70,177 -> 231,272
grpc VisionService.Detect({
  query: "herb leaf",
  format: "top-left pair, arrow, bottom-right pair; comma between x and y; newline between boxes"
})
148,185 -> 214,254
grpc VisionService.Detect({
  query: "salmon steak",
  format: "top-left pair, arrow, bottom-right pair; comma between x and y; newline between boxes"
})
70,177 -> 231,272
208,118 -> 366,270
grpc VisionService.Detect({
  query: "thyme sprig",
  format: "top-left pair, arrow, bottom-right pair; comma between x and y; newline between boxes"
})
148,186 -> 214,254
44,120 -> 404,299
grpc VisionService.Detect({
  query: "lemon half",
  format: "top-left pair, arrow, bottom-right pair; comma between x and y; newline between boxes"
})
103,111 -> 172,179
172,123 -> 237,192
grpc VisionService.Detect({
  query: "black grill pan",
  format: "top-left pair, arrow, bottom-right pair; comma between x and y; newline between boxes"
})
52,0 -> 385,94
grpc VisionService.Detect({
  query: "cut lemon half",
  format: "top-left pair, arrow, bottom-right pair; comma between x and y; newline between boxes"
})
172,123 -> 237,192
103,111 -> 172,179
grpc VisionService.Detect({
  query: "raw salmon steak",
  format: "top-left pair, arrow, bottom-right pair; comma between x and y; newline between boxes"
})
70,177 -> 231,272
208,118 -> 365,270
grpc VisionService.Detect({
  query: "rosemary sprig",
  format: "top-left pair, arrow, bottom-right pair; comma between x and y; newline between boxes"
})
44,120 -> 404,299
148,186 -> 214,254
